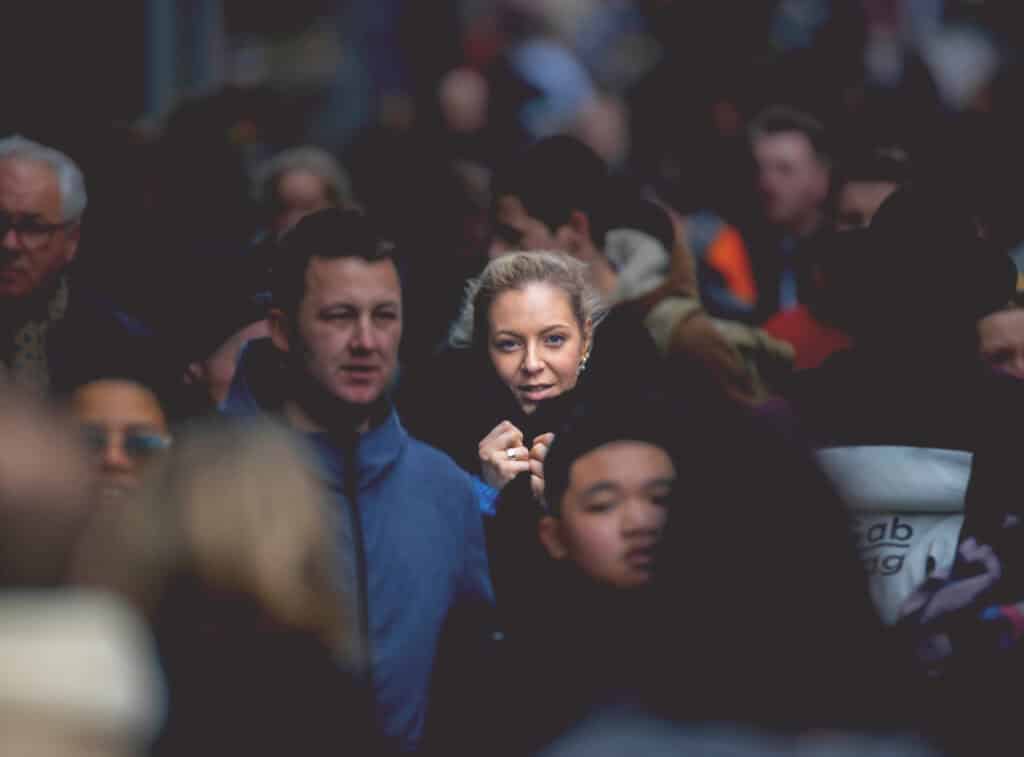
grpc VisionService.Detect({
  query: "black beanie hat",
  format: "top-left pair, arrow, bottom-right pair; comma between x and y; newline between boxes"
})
817,186 -> 1016,336
543,400 -> 683,516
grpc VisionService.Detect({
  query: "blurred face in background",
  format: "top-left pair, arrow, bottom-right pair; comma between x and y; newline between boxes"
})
753,131 -> 830,234
0,158 -> 79,300
540,440 -> 675,589
979,307 -> 1024,380
488,194 -> 558,259
836,180 -> 900,231
439,67 -> 488,134
271,170 -> 333,235
71,380 -> 170,506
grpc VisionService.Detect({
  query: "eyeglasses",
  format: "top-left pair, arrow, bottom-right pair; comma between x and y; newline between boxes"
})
81,424 -> 172,460
0,214 -> 74,251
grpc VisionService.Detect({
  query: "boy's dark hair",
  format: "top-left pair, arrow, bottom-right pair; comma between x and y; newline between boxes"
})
271,208 -> 396,315
543,399 -> 683,517
838,145 -> 912,186
494,135 -> 612,246
748,105 -> 831,164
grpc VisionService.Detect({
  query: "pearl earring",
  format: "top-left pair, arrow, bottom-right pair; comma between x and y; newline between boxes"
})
577,348 -> 590,377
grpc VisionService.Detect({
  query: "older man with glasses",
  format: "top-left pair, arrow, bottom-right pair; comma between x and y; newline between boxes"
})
0,135 -> 166,399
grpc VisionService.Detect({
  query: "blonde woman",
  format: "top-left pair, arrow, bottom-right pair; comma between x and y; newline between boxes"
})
401,250 -> 667,514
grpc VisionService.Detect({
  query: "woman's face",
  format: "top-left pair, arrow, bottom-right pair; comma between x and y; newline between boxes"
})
540,440 -> 675,589
487,282 -> 589,414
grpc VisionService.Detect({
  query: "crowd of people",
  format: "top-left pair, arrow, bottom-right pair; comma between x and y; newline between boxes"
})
5,2 -> 1024,755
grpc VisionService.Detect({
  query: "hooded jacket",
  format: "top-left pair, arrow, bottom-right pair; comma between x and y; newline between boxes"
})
222,339 -> 493,752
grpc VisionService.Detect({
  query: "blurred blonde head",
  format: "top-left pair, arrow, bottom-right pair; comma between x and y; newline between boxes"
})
74,418 -> 351,660
0,382 -> 94,587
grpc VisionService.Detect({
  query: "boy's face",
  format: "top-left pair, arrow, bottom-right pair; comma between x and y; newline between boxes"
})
540,441 -> 675,589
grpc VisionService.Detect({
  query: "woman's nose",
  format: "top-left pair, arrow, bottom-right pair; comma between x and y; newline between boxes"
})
522,343 -> 543,374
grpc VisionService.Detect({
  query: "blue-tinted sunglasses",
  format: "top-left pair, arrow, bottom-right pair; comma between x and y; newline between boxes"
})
81,424 -> 172,460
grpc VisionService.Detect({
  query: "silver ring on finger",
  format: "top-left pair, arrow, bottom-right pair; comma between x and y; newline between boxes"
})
506,447 -> 518,460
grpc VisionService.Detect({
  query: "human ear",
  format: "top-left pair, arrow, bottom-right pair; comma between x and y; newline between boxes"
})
554,210 -> 591,257
538,515 -> 569,560
63,222 -> 81,264
268,308 -> 292,353
568,210 -> 591,241
582,318 -> 593,353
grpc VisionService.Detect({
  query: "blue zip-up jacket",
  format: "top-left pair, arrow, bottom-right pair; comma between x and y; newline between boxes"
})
223,339 -> 493,751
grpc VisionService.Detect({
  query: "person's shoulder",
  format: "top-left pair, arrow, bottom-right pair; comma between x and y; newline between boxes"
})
402,434 -> 474,485
975,366 -> 1024,431
784,349 -> 855,402
57,285 -> 153,341
590,304 -> 663,376
596,304 -> 650,339
397,434 -> 481,524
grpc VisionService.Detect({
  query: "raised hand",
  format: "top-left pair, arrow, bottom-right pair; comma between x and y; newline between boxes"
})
529,432 -> 555,503
479,420 -> 530,491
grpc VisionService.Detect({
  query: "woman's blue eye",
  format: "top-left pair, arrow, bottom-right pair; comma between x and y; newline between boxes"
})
544,334 -> 566,347
495,339 -> 518,352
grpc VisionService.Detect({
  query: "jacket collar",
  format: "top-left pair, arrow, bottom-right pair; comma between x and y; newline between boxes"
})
221,338 -> 283,416
225,338 -> 407,491
307,407 -> 407,492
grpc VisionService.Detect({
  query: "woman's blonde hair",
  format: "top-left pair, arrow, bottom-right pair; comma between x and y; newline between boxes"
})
73,418 -> 352,662
449,250 -> 606,349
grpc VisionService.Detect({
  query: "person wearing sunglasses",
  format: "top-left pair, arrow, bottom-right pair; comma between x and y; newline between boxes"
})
70,379 -> 171,506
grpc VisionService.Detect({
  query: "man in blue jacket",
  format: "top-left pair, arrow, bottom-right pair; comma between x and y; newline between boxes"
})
222,208 -> 493,752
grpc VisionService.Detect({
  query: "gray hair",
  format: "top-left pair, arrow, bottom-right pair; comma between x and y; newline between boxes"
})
449,250 -> 607,349
253,146 -> 353,208
0,135 -> 88,221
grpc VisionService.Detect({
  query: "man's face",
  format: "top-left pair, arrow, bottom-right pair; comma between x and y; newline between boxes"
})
488,194 -> 558,259
753,132 -> 829,232
836,180 -> 899,231
0,158 -> 79,300
272,170 -> 333,236
979,308 -> 1024,380
277,257 -> 402,408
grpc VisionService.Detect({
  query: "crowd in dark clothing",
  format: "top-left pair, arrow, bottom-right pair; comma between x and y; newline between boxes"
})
7,2 -> 1024,756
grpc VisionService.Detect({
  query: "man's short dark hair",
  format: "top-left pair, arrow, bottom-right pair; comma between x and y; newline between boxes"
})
494,135 -> 612,246
837,145 -> 912,187
748,105 -> 831,164
271,208 -> 396,315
